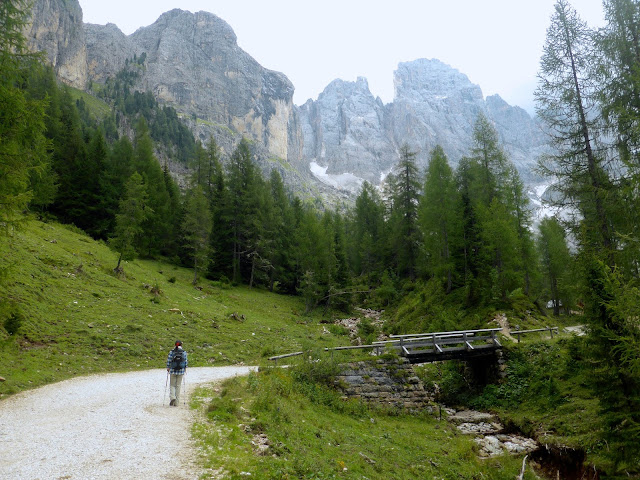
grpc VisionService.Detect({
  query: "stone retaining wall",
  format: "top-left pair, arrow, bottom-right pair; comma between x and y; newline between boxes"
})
334,357 -> 433,411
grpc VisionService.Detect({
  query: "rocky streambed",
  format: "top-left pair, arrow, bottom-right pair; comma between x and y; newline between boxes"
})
446,409 -> 600,479
447,409 -> 538,458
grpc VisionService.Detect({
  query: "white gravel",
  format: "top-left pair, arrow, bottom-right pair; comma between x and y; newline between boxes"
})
0,366 -> 255,480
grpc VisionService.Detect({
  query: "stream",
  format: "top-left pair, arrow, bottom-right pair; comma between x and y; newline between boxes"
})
446,409 -> 599,479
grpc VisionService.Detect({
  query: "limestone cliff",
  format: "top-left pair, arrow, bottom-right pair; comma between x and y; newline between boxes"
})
299,77 -> 395,191
26,0 -> 547,204
300,59 -> 547,194
84,9 -> 304,169
25,0 -> 87,89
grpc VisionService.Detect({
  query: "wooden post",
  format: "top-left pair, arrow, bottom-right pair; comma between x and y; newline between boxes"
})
549,327 -> 554,339
463,332 -> 468,350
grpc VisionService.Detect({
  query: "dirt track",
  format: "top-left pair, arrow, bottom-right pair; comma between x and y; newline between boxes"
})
0,366 -> 254,480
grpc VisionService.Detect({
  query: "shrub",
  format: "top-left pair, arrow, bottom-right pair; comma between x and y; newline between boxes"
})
3,309 -> 23,335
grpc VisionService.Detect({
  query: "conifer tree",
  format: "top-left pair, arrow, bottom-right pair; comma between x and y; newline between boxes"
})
0,0 -> 49,232
109,172 -> 150,274
226,139 -> 262,284
537,217 -> 573,315
386,144 -> 421,280
455,157 -> 483,305
598,0 -> 640,277
49,88 -> 88,227
537,1 -> 640,468
133,117 -> 172,256
504,164 -> 537,296
535,0 -> 614,259
265,170 -> 296,292
207,138 -> 233,280
465,116 -> 521,301
182,186 -> 212,285
419,146 -> 458,293
349,182 -> 386,280
83,129 -> 111,238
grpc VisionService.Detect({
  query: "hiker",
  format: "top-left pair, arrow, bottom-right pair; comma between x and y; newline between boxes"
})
166,340 -> 188,406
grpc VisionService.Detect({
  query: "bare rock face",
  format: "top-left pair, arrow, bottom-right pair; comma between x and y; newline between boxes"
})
301,59 -> 548,194
485,94 -> 548,183
131,10 -> 300,162
390,58 -> 486,164
84,9 -> 304,171
25,0 -> 88,89
84,23 -> 133,83
299,77 -> 395,187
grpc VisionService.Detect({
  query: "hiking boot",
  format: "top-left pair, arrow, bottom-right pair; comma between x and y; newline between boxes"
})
169,399 -> 175,406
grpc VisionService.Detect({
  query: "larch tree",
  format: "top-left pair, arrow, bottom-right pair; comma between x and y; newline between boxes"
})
537,0 -> 640,469
535,0 -> 614,259
537,217 -> 573,316
419,145 -> 458,293
226,138 -> 262,284
109,172 -> 150,274
386,144 -> 422,280
0,0 -> 49,233
350,181 -> 386,278
182,186 -> 212,285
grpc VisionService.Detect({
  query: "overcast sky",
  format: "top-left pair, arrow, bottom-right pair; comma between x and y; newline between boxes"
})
78,0 -> 605,113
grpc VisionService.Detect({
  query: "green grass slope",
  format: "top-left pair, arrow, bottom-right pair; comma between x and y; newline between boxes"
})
189,367 -> 538,479
0,219 -> 343,397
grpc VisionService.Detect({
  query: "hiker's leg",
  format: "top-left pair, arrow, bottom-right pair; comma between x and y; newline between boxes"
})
169,374 -> 178,401
174,374 -> 182,403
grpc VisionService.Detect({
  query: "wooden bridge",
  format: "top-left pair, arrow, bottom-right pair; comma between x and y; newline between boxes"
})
374,328 -> 503,364
269,327 -> 504,365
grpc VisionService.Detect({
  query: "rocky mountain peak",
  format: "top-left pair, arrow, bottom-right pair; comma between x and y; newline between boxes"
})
28,0 -> 547,204
394,58 -> 483,104
131,9 -> 238,52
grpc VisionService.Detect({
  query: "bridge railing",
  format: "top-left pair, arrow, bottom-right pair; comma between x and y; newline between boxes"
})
268,344 -> 385,366
512,326 -> 558,343
373,328 -> 502,357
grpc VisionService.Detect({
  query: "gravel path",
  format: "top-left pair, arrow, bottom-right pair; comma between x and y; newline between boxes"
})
0,366 -> 255,480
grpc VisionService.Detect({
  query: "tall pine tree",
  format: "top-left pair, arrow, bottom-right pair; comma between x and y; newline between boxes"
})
0,0 -> 49,232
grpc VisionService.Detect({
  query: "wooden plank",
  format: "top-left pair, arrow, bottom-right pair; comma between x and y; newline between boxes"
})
510,327 -> 558,335
269,351 -> 303,360
390,328 -> 501,339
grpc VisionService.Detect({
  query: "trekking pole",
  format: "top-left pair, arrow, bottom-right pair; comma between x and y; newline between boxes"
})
182,372 -> 187,406
163,371 -> 169,406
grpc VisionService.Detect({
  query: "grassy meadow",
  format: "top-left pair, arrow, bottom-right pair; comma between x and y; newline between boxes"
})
189,365 -> 538,480
0,218 -> 345,396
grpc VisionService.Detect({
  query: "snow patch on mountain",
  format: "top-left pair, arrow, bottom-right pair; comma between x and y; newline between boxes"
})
310,161 -> 364,193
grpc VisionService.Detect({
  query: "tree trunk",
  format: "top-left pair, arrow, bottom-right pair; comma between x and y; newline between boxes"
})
563,14 -> 614,262
192,257 -> 198,285
249,253 -> 256,288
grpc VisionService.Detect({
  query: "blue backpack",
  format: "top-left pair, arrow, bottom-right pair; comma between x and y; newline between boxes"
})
170,348 -> 185,370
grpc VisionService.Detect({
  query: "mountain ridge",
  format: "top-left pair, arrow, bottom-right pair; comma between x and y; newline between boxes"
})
26,0 -> 547,202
